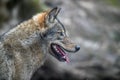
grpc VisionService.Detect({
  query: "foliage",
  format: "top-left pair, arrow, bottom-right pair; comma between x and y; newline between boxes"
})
106,0 -> 120,7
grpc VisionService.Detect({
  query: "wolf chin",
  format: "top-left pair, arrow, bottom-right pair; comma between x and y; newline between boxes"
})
0,7 -> 80,80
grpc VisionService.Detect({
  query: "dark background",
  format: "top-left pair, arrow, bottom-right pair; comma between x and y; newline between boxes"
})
0,0 -> 120,80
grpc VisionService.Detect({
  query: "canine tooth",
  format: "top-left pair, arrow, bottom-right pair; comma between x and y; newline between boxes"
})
53,46 -> 56,49
63,56 -> 66,58
57,50 -> 59,52
55,48 -> 57,51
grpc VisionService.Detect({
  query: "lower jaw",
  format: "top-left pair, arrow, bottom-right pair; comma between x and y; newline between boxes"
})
49,51 -> 69,62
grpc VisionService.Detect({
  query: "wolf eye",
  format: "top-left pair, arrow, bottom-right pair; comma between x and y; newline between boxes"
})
58,32 -> 64,36
61,32 -> 64,36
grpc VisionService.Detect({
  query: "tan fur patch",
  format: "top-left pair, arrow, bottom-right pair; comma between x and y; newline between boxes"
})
33,11 -> 49,29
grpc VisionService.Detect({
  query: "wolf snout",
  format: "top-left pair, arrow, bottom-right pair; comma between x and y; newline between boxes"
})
75,45 -> 80,52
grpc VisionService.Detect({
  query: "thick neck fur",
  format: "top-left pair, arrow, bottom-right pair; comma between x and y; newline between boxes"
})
1,18 -> 48,80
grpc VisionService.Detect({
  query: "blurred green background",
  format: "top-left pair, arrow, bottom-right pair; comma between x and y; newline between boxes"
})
0,0 -> 120,80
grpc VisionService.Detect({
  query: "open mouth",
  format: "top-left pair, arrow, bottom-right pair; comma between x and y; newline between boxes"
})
50,44 -> 69,63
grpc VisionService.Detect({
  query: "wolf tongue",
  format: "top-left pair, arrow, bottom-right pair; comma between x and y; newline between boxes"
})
56,46 -> 70,63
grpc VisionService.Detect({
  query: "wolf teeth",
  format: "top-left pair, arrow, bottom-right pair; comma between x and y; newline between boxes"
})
55,48 -> 57,51
53,46 -> 57,49
53,46 -> 56,48
53,46 -> 59,52
62,56 -> 66,58
57,50 -> 59,52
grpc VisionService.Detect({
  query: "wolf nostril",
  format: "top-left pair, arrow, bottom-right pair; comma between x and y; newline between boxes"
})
75,45 -> 80,51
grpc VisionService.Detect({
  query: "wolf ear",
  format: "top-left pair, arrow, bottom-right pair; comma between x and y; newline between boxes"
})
47,7 -> 61,23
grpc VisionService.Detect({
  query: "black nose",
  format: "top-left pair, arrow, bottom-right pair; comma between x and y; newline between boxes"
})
75,45 -> 80,52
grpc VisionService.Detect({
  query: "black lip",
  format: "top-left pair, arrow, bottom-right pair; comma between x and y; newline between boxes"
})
50,44 -> 66,62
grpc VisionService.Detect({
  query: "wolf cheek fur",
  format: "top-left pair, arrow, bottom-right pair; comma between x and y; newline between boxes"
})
0,7 -> 80,80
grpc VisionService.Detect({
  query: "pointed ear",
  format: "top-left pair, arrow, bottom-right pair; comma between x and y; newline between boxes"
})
47,7 -> 61,23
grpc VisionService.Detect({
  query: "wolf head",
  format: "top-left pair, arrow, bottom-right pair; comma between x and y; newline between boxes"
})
33,7 -> 80,62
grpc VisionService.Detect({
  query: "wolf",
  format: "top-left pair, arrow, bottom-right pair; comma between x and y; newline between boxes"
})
0,7 -> 80,80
